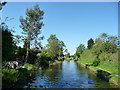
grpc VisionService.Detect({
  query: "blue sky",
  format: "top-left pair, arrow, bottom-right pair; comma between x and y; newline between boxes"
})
2,2 -> 118,55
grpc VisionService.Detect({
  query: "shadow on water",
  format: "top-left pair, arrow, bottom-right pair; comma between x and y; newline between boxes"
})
96,70 -> 111,82
23,60 -> 114,88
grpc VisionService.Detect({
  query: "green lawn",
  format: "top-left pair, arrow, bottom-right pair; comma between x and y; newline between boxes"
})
78,59 -> 120,85
97,61 -> 118,75
78,60 -> 119,75
77,59 -> 93,65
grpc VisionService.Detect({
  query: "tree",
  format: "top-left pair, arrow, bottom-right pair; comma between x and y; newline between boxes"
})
99,33 -> 109,42
87,38 -> 94,49
75,44 -> 85,58
92,33 -> 118,57
0,2 -> 7,10
65,52 -> 70,58
59,41 -> 66,57
101,42 -> 117,53
19,4 -> 44,62
2,23 -> 16,61
47,34 -> 58,43
108,36 -> 117,44
46,34 -> 66,60
47,39 -> 60,59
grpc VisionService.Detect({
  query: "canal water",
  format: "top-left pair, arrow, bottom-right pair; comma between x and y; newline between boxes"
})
24,60 -> 113,88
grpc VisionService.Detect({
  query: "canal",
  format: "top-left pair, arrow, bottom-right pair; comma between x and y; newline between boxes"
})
24,60 -> 113,88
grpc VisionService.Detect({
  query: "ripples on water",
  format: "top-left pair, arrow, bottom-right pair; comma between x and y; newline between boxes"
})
23,60 -> 113,88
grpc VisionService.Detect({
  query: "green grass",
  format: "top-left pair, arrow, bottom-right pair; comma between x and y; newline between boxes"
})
111,76 -> 118,82
78,59 -> 120,86
78,59 -> 119,75
97,61 -> 118,75
89,65 -> 100,70
77,59 -> 94,65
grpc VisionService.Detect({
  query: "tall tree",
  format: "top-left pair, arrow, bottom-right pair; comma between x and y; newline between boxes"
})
99,33 -> 109,42
46,34 -> 66,60
65,52 -> 70,58
19,4 -> 44,62
87,38 -> 94,49
59,41 -> 66,57
2,23 -> 16,61
76,44 -> 85,58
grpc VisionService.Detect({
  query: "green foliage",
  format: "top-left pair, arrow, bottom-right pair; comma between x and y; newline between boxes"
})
36,51 -> 50,68
2,62 -> 37,88
99,52 -> 112,62
2,23 -> 17,61
15,47 -> 40,64
110,52 -> 118,62
15,47 -> 27,56
92,59 -> 100,66
81,49 -> 96,62
19,4 -> 44,62
87,38 -> 94,49
24,63 -> 38,71
101,42 -> 117,53
65,52 -> 70,58
47,39 -> 60,59
47,34 -> 58,43
78,33 -> 118,76
75,44 -> 85,58
28,48 -> 40,64
58,57 -> 64,61
2,67 -> 19,83
0,2 -> 7,10
46,34 -> 66,60
98,52 -> 106,61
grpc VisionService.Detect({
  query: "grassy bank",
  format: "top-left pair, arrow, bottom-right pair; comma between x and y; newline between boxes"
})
77,60 -> 120,87
49,60 -> 62,65
78,59 -> 119,75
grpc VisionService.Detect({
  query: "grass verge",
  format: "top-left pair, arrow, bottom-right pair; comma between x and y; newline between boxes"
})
77,60 -> 120,86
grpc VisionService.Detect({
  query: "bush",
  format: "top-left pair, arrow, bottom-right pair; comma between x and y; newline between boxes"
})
2,63 -> 37,88
24,63 -> 37,71
36,51 -> 50,68
92,59 -> 100,66
58,57 -> 64,61
99,52 -> 105,61
37,56 -> 49,69
80,49 -> 96,63
97,70 -> 111,82
110,52 -> 118,62
28,48 -> 40,64
15,47 -> 27,56
2,66 -> 20,87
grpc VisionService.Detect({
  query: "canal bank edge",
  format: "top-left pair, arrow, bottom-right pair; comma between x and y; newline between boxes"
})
49,60 -> 62,66
77,61 -> 120,87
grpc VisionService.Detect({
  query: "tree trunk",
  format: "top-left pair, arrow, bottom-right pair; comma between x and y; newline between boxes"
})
25,40 -> 30,63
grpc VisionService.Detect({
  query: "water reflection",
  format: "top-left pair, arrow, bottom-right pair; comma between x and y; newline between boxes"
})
24,60 -> 113,88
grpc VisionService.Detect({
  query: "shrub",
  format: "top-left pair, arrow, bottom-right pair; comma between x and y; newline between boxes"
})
58,57 -> 64,61
2,66 -> 20,84
37,56 -> 49,69
24,63 -> 37,71
28,48 -> 40,64
36,51 -> 50,68
81,49 -> 96,62
92,59 -> 100,66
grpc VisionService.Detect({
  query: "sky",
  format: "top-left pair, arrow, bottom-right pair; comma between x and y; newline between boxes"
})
2,2 -> 118,55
